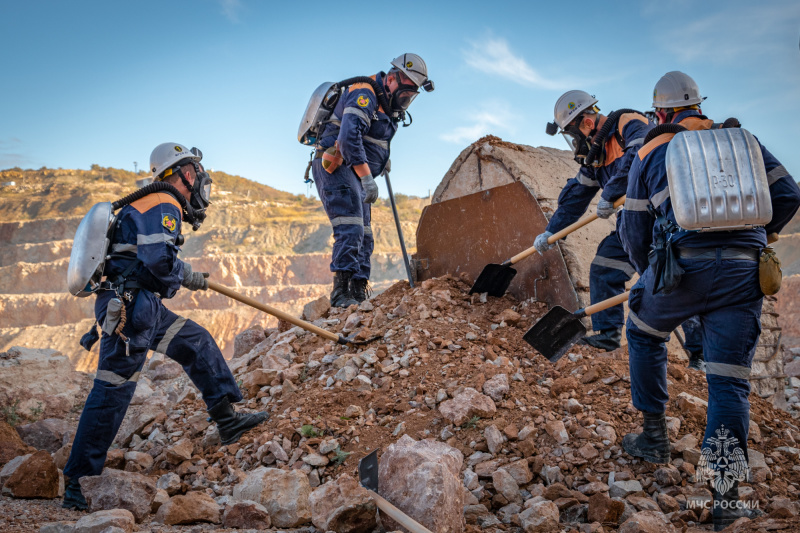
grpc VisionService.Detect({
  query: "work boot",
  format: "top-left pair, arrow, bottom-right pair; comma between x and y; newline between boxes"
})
62,478 -> 88,511
713,480 -> 764,531
622,411 -> 671,464
688,351 -> 705,372
578,328 -> 621,351
330,271 -> 358,308
208,397 -> 269,446
350,277 -> 372,303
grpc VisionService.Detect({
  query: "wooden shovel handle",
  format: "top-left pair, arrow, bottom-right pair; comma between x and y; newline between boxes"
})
207,281 -> 341,343
367,489 -> 434,533
508,195 -> 626,265
581,291 -> 630,317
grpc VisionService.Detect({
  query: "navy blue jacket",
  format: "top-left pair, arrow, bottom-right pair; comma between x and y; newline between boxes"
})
546,113 -> 652,234
620,112 -> 800,274
318,72 -> 398,177
104,191 -> 185,298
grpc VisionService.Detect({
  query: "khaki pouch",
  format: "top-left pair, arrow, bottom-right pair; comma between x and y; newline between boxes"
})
759,246 -> 782,295
321,142 -> 343,174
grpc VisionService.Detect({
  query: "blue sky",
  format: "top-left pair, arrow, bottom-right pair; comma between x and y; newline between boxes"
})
2,0 -> 799,198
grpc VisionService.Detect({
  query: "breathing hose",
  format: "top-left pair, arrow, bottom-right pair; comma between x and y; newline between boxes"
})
643,123 -> 688,145
584,109 -> 642,167
337,76 -> 394,118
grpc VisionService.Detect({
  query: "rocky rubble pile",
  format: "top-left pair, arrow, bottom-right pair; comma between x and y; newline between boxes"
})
1,276 -> 800,532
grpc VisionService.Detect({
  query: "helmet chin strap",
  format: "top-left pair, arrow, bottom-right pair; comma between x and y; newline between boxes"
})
175,167 -> 206,230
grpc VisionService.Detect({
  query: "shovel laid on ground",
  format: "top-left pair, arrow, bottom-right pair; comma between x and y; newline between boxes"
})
208,281 -> 379,346
358,450 -> 433,533
470,196 -> 626,297
523,291 -> 630,362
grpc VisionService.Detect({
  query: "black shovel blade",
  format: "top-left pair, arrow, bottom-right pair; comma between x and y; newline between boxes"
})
469,263 -> 517,297
523,306 -> 587,363
358,449 -> 379,492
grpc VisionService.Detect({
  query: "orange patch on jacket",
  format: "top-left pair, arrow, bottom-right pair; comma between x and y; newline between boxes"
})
131,192 -> 182,215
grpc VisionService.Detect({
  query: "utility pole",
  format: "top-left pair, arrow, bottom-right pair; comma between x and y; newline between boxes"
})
133,162 -> 138,174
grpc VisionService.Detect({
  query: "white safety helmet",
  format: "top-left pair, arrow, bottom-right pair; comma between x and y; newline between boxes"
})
652,71 -> 704,108
390,53 -> 433,91
551,90 -> 599,131
150,142 -> 202,180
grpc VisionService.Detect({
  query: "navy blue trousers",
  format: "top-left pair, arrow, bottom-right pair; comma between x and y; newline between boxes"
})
312,159 -> 373,280
63,290 -> 242,480
626,255 -> 762,470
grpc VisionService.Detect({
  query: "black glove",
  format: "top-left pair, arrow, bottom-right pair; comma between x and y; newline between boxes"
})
181,262 -> 209,291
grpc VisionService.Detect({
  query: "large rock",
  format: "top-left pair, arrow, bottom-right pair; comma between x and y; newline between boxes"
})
232,466 -> 312,527
1,449 -> 59,498
492,468 -> 522,504
72,509 -> 135,533
482,373 -> 509,402
80,469 -> 157,522
518,500 -> 560,533
587,492 -> 625,524
309,473 -> 377,533
114,403 -> 166,447
302,296 -> 331,321
15,418 -> 73,453
438,388 -> 496,426
378,435 -> 464,533
155,491 -> 221,525
0,419 -> 34,466
223,500 -> 272,530
232,326 -> 267,359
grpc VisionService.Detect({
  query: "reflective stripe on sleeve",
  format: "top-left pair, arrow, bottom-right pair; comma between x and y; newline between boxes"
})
112,243 -> 138,253
650,187 -> 670,208
363,226 -> 373,236
362,135 -> 389,149
137,233 -> 175,245
767,165 -> 789,185
576,173 -> 600,187
624,198 -> 651,212
343,107 -> 371,127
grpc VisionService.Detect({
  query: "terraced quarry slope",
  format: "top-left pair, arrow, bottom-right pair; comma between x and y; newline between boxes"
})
0,166 -> 426,369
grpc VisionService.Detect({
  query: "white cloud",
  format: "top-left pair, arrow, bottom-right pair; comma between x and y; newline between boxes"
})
464,37 -> 574,90
658,3 -> 800,63
219,0 -> 242,22
440,103 -> 516,144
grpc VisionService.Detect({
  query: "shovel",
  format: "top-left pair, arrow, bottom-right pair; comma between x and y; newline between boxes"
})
523,291 -> 630,362
208,281 -> 379,346
358,450 -> 433,533
470,195 -> 626,297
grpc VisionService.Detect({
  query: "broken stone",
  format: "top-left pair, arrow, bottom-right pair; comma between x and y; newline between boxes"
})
72,509 -> 135,533
482,373 -> 509,402
618,510 -> 675,533
223,500 -> 272,529
609,480 -> 642,499
653,465 -> 681,487
493,468 -> 522,504
518,499 -> 560,533
494,309 -> 522,326
544,420 -> 569,445
303,453 -> 329,467
303,296 -> 331,322
484,425 -> 504,454
587,492 -> 625,524
156,472 -> 181,496
378,435 -> 464,533
151,489 -> 169,514
309,473 -> 377,533
232,466 -> 312,527
165,438 -> 193,464
1,449 -> 59,498
0,420 -> 34,467
233,326 -> 267,359
503,458 -> 532,485
15,418 -> 72,453
155,491 -> 221,525
80,469 -> 157,523
439,387 -> 496,426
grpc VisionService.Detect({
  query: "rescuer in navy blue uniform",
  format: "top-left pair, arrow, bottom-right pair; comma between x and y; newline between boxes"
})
62,143 -> 268,511
619,72 -> 800,531
312,53 -> 433,307
536,90 -> 651,351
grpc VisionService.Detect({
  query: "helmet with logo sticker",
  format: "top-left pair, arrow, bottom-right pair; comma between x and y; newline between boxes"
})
390,53 -> 433,91
552,90 -> 599,131
149,142 -> 202,180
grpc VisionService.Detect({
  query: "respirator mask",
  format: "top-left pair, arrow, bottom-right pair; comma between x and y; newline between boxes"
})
387,68 -> 435,112
173,155 -> 213,229
562,115 -> 598,166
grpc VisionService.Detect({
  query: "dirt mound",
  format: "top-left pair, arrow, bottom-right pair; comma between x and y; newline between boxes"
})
5,275 -> 798,531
